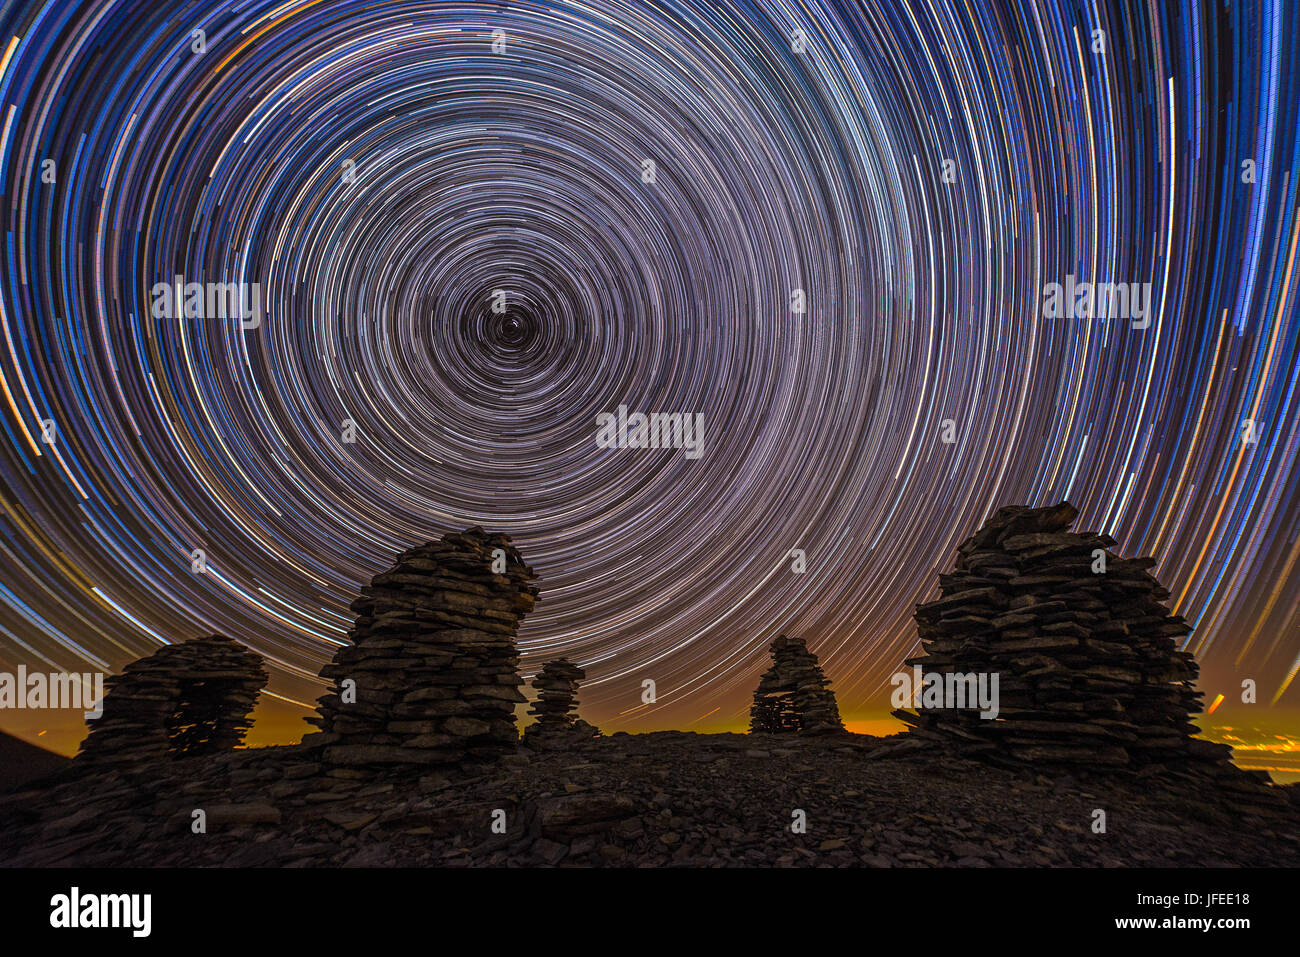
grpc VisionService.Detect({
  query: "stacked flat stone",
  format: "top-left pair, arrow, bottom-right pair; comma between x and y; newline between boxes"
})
77,635 -> 266,766
306,526 -> 538,769
523,658 -> 599,747
749,635 -> 845,735
897,501 -> 1231,767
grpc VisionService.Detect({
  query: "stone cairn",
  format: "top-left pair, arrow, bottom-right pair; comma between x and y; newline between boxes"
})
77,635 -> 266,766
749,635 -> 845,734
305,526 -> 538,770
522,658 -> 599,748
896,501 -> 1233,768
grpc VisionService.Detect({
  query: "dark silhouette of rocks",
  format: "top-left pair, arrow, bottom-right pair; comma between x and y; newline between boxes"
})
896,502 -> 1240,772
304,526 -> 538,770
75,634 -> 266,767
3,510 -> 1295,868
749,635 -> 844,734
523,658 -> 599,748
3,731 -> 1296,867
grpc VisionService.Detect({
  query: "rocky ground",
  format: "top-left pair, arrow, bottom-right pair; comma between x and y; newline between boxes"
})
3,731 -> 1297,867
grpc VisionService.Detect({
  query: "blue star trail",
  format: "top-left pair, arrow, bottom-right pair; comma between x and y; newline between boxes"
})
0,0 -> 1296,743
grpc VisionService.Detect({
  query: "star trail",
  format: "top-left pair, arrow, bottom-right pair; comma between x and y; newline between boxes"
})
0,0 -> 1297,749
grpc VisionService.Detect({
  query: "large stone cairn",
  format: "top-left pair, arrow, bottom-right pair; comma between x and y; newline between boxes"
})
306,526 -> 539,769
897,501 -> 1232,767
77,635 -> 266,766
749,635 -> 845,735
522,658 -> 600,748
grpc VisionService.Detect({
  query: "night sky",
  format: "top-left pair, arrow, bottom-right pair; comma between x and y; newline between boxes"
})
0,0 -> 1296,776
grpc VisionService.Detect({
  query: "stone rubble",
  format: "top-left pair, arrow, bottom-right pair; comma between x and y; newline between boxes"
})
3,732 -> 1295,867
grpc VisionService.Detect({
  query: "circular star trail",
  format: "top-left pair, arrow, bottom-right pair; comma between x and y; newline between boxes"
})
0,0 -> 1297,742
